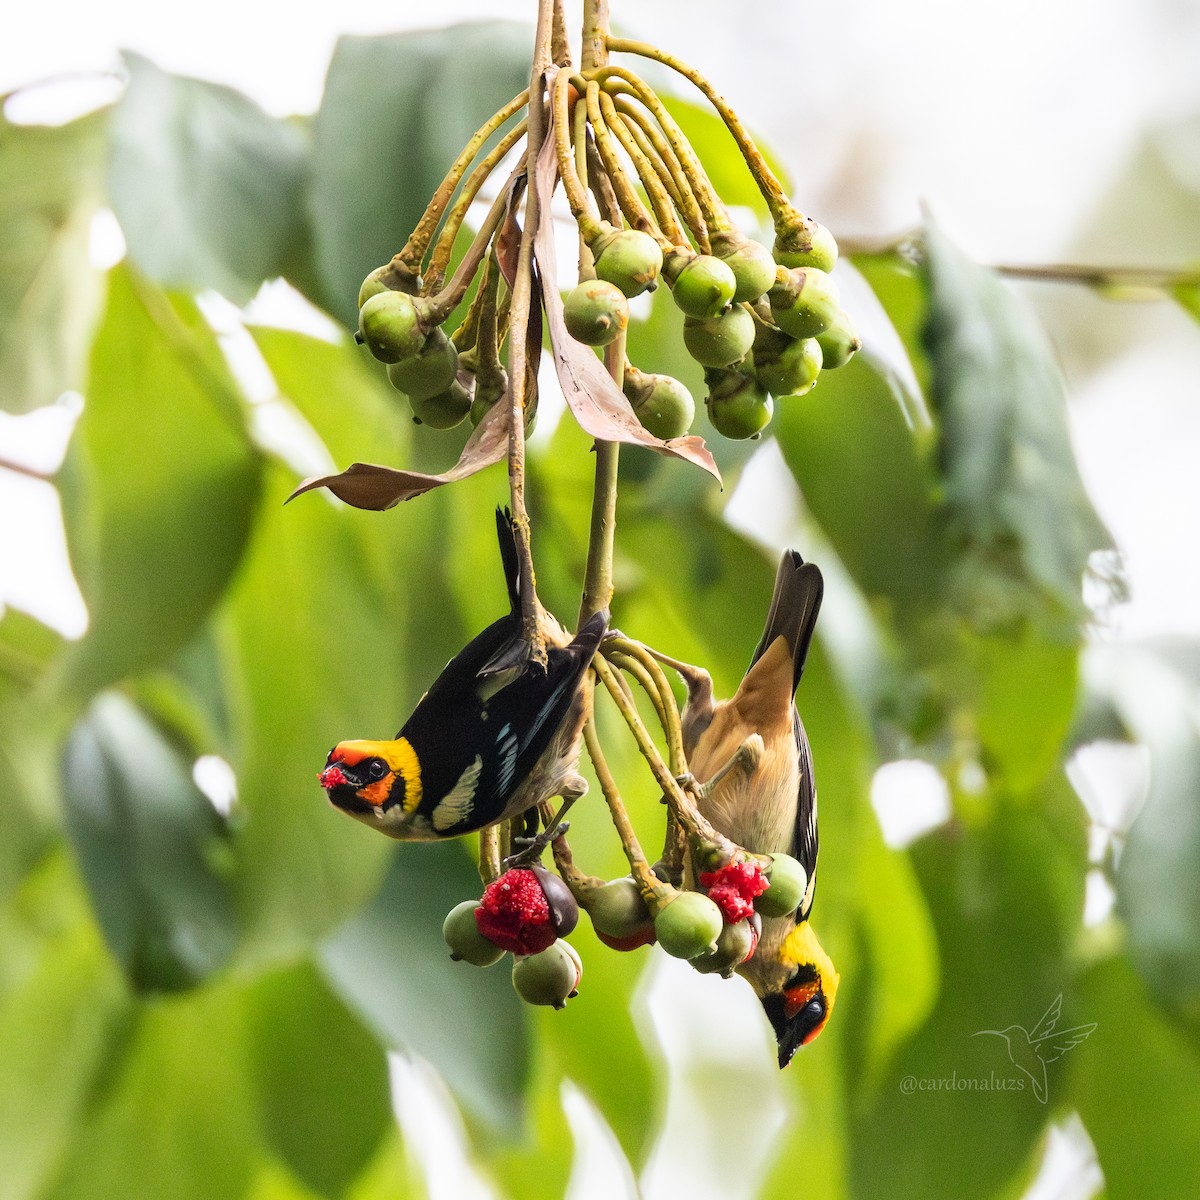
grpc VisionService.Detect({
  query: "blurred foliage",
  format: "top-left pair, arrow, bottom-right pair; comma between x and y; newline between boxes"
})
2,18 -> 1199,1200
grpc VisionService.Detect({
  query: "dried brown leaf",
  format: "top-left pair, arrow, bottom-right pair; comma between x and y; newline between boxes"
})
286,398 -> 511,510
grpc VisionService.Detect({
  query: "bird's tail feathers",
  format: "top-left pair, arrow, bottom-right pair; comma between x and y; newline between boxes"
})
751,550 -> 824,694
495,507 -> 522,616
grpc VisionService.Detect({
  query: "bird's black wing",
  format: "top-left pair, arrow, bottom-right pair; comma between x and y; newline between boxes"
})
750,550 -> 824,693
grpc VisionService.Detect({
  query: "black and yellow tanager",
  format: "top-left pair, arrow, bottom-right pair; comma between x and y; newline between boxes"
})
319,509 -> 608,840
660,549 -> 838,1066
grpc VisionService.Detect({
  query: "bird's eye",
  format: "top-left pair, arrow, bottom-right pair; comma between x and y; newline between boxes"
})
805,997 -> 825,1021
368,759 -> 387,780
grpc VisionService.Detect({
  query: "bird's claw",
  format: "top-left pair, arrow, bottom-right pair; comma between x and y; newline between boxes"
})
504,820 -> 572,870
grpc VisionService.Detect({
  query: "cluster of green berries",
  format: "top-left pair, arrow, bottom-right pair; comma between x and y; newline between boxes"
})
442,849 -> 809,1009
561,220 -> 859,442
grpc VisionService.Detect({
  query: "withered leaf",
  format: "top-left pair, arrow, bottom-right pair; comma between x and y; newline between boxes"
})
286,397 -> 511,510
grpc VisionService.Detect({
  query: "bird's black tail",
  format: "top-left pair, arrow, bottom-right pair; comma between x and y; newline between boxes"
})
495,507 -> 522,616
750,550 -> 824,695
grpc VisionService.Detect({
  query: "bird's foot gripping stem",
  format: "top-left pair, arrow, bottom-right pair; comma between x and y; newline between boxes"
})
693,734 -> 764,800
502,775 -> 588,869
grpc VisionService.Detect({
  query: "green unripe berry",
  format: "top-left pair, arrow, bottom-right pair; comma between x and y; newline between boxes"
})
622,367 -> 695,440
712,230 -> 777,303
409,379 -> 471,429
442,900 -> 505,967
773,219 -> 838,273
654,891 -> 724,959
706,368 -> 774,440
512,941 -> 582,1009
814,307 -> 861,369
586,877 -> 653,940
683,306 -> 755,368
668,253 -> 738,318
769,267 -> 841,340
358,263 -> 422,309
563,280 -> 629,346
755,853 -> 809,918
691,917 -> 757,977
591,227 -> 663,298
358,291 -> 426,364
357,269 -> 390,310
386,329 -> 459,402
754,336 -> 823,398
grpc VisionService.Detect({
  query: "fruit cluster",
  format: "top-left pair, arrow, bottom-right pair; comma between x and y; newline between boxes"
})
311,24 -> 845,1026
351,41 -> 858,442
442,847 -> 810,1010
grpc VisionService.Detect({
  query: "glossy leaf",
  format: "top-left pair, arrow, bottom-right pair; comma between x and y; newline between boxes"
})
215,330 -> 403,966
110,53 -> 308,304
56,265 -> 261,703
0,610 -> 64,902
0,105 -> 107,414
1087,639 -> 1200,1023
308,22 -> 534,325
319,842 -> 530,1136
0,854 -> 133,1200
849,795 -> 1086,1200
774,353 -> 945,617
242,960 -> 391,1197
61,692 -> 238,992
1066,955 -> 1200,1195
922,220 -> 1111,621
44,980 -> 259,1200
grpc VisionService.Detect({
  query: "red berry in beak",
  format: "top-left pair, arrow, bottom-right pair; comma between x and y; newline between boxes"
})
319,765 -> 348,790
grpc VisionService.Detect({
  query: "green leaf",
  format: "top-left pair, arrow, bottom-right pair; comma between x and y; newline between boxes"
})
217,327 -> 457,966
56,265 -> 262,703
1066,955 -> 1200,1196
319,843 -> 530,1137
0,105 -> 108,414
110,53 -> 309,304
848,793 -> 1087,1200
61,692 -> 238,992
44,980 -> 259,1200
1172,279 -> 1200,324
774,353 -> 946,617
1087,639 -> 1200,1024
851,250 -> 935,403
242,960 -> 391,1197
921,220 -> 1111,622
308,22 -> 534,325
0,854 -> 133,1200
0,610 -> 65,902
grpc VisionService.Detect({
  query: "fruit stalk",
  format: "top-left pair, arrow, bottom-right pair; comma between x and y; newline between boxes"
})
503,0 -> 558,665
424,118 -> 529,292
605,37 -> 791,221
393,88 -> 530,281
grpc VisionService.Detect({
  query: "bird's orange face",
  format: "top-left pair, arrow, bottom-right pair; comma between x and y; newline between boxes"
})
319,739 -> 421,817
762,920 -> 839,1066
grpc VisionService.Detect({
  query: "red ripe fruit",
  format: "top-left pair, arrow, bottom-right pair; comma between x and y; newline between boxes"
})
475,869 -> 556,955
699,859 -> 769,923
